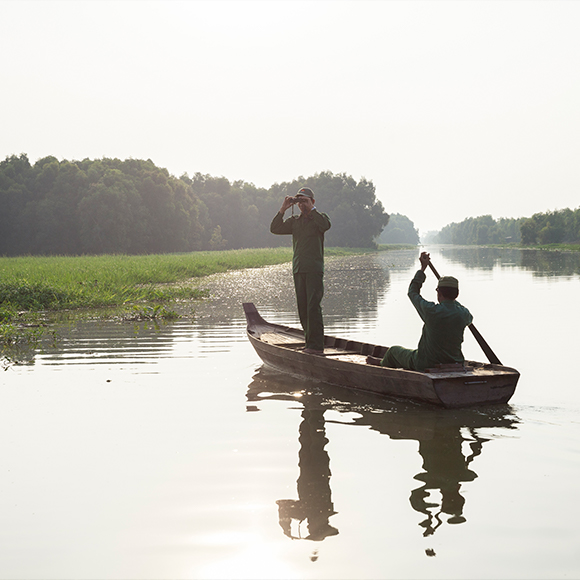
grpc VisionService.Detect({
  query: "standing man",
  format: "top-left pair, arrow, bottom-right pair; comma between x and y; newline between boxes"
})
367,251 -> 473,371
270,187 -> 331,354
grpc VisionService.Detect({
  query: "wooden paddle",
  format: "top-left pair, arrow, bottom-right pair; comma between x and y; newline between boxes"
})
427,260 -> 503,366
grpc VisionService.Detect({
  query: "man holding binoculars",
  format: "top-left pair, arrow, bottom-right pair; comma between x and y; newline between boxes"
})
270,187 -> 332,354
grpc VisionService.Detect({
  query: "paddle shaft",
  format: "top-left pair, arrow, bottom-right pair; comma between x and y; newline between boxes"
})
427,262 -> 502,365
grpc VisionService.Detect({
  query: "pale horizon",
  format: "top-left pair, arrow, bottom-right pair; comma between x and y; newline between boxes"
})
2,0 -> 579,235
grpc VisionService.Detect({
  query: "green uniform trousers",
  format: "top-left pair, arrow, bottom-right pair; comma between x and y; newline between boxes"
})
382,346 -> 418,371
293,272 -> 325,351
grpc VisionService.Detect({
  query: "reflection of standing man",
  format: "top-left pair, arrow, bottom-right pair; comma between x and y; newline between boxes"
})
270,188 -> 331,354
276,409 -> 338,541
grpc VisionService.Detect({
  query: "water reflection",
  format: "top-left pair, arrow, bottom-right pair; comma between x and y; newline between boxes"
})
520,248 -> 580,277
409,422 -> 478,535
191,253 -> 399,327
276,408 -> 339,542
323,255 -> 395,320
246,367 -> 519,544
440,246 -> 510,272
440,246 -> 580,277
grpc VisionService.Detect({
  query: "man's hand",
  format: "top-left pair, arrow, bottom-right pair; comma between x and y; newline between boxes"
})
419,251 -> 431,271
279,196 -> 296,214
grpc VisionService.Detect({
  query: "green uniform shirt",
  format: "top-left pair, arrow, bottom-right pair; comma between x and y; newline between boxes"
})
270,209 -> 331,273
409,270 -> 473,370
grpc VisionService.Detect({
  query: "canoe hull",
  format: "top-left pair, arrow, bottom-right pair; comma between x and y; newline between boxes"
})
243,303 -> 519,409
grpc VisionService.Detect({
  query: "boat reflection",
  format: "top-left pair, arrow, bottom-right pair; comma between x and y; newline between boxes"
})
246,367 -> 519,542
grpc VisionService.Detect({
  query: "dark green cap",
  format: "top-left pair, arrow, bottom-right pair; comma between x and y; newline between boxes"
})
296,187 -> 314,199
437,276 -> 459,289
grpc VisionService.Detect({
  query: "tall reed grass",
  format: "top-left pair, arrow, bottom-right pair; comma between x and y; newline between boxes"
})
0,248 -> 302,314
0,247 -> 382,312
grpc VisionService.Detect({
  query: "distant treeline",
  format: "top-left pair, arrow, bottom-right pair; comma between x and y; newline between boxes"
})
376,213 -> 420,244
0,154 -> 389,256
519,208 -> 580,244
427,208 -> 580,245
429,215 -> 524,244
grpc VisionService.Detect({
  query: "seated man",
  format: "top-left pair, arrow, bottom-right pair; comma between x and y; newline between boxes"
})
367,252 -> 473,372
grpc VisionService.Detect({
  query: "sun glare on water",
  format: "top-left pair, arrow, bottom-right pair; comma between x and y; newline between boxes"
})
193,531 -> 301,579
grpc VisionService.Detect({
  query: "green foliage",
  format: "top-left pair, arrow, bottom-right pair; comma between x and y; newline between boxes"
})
0,246 -> 370,368
1,156 -> 389,254
518,208 -> 580,245
209,225 -> 227,250
430,208 -> 580,247
303,172 -> 388,248
433,215 -> 524,245
0,281 -> 70,309
127,304 -> 179,321
0,318 -> 48,370
183,170 -> 389,249
0,155 -> 206,255
0,248 -> 298,365
376,213 -> 419,244
0,248 -> 301,318
265,172 -> 389,248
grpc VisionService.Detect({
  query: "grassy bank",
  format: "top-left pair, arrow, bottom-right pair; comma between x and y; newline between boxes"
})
0,249 -> 283,318
0,246 -> 385,319
0,246 -> 403,366
485,242 -> 580,252
523,243 -> 580,252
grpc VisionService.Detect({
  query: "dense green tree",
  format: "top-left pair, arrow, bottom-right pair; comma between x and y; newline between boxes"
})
435,215 -> 524,245
31,159 -> 88,254
208,225 -> 226,250
377,213 -> 419,244
518,208 -> 580,245
0,155 -> 208,255
0,154 -> 34,255
266,172 -> 389,248
78,170 -> 144,253
0,156 -> 388,254
430,209 -> 580,246
185,174 -> 267,250
186,170 -> 389,250
520,218 -> 538,245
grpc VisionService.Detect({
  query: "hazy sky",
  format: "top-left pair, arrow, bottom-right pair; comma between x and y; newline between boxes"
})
2,0 -> 579,234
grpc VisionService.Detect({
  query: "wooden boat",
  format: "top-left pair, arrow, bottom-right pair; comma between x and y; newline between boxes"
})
243,302 -> 519,409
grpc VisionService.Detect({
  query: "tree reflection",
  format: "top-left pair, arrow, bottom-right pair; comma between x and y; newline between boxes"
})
438,246 -> 580,278
519,248 -> 580,277
246,367 -> 519,544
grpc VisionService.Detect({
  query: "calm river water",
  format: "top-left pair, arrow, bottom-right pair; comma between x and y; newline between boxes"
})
1,246 -> 579,579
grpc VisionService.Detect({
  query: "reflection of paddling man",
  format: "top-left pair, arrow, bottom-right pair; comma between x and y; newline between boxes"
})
367,251 -> 473,371
270,188 -> 331,354
276,409 -> 339,541
411,425 -> 483,537
246,368 -> 518,546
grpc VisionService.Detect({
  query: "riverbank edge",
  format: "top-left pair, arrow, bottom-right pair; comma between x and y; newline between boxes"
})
0,246 -> 414,363
432,242 -> 580,252
0,246 -> 415,350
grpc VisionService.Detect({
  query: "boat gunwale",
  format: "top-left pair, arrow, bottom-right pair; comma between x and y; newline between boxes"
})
243,302 -> 519,408
244,304 -> 518,379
